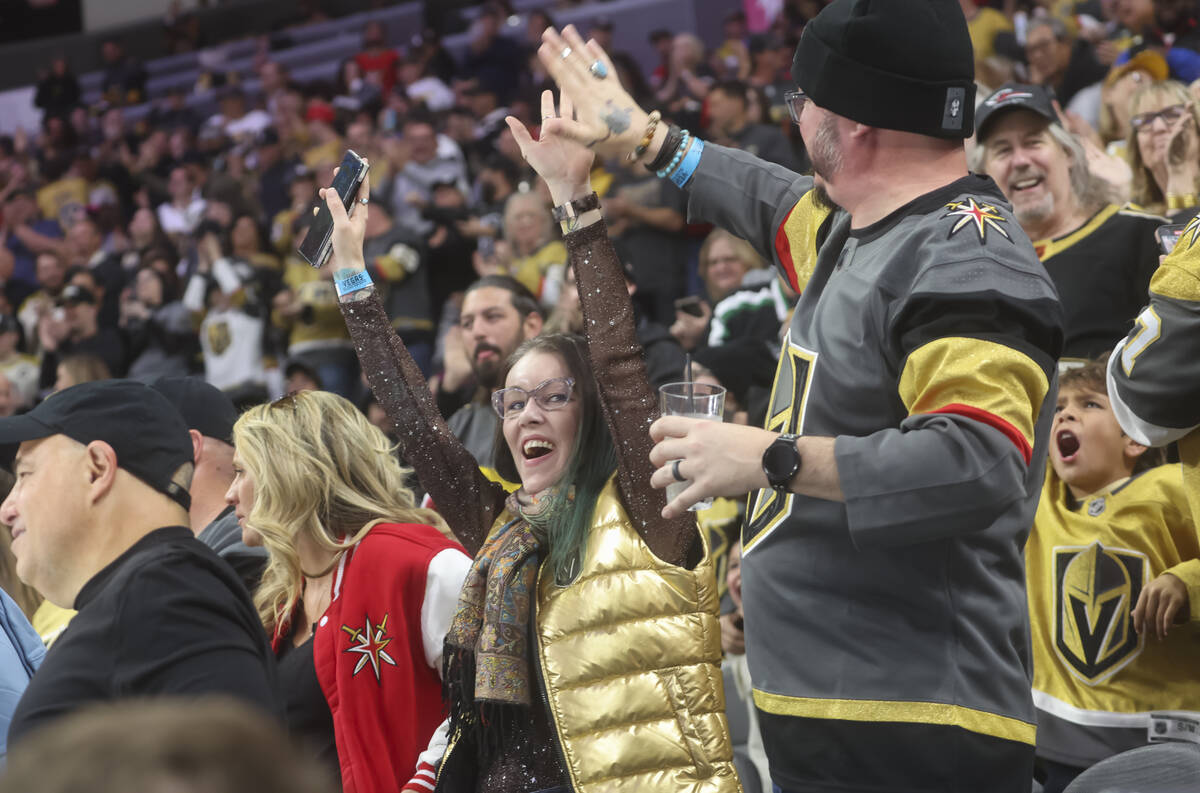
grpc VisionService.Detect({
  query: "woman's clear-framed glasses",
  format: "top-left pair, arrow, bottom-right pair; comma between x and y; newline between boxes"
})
784,89 -> 809,125
491,377 -> 576,420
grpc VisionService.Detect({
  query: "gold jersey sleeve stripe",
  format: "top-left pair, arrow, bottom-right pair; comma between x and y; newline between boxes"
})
752,689 -> 1036,746
898,336 -> 1049,461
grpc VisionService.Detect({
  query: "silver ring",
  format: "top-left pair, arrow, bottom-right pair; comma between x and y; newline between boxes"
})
671,459 -> 685,482
588,60 -> 608,79
543,114 -> 555,120
359,198 -> 369,206
560,46 -> 572,60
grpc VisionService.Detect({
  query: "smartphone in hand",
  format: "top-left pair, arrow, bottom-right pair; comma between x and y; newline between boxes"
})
1156,222 -> 1186,255
674,296 -> 706,318
298,149 -> 369,269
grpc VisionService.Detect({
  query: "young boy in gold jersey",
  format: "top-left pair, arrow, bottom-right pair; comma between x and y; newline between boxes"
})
1026,358 -> 1200,793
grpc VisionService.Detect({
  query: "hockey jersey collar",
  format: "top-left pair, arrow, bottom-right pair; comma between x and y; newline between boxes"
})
849,173 -> 1007,244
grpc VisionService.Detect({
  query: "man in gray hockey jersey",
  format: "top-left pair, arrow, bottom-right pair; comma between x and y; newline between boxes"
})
537,1 -> 1064,790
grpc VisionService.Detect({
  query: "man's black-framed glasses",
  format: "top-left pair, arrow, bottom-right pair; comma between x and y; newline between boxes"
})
492,377 -> 576,420
784,89 -> 809,125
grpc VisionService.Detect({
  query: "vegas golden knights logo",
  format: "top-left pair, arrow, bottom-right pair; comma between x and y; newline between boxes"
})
1054,543 -> 1146,684
206,321 -> 232,356
744,340 -> 816,553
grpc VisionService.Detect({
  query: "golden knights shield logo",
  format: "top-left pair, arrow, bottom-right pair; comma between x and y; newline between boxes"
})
1054,542 -> 1146,684
206,321 -> 232,356
743,339 -> 817,554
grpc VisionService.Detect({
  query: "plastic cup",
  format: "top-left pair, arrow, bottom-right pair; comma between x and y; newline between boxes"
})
658,382 -> 726,511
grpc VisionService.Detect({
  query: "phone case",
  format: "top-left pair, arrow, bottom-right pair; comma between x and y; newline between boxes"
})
298,150 -> 369,268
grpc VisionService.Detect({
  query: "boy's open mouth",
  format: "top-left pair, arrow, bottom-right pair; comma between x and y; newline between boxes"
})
1056,429 -> 1080,462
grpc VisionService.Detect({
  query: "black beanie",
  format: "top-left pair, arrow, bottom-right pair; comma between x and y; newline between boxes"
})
791,0 -> 976,139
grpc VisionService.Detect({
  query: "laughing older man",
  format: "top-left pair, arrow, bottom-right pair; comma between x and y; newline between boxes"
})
973,83 -> 1164,361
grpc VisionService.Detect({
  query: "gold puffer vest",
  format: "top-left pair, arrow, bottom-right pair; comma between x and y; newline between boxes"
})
534,478 -> 742,793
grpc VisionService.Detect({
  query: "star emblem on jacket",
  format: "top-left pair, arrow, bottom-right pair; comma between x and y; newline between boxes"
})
341,613 -> 398,683
942,198 -> 1011,243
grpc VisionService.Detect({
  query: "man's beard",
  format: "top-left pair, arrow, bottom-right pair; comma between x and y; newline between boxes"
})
1008,167 -> 1056,229
808,114 -> 843,212
809,114 -> 843,183
471,342 -> 506,390
812,182 -> 839,212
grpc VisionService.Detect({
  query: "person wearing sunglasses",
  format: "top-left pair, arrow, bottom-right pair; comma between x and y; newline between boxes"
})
1126,79 -> 1200,219
224,389 -> 470,793
324,72 -> 736,793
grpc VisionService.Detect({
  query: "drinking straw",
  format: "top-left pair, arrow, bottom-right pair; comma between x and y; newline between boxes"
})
685,353 -> 694,413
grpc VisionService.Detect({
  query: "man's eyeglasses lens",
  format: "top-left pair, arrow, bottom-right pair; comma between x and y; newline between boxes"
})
1132,104 -> 1188,129
493,378 -> 575,419
784,90 -> 808,125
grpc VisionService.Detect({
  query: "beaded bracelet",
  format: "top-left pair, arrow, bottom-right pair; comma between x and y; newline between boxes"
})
655,130 -> 691,179
628,110 -> 662,163
334,269 -> 373,297
645,124 -> 683,172
667,138 -> 704,188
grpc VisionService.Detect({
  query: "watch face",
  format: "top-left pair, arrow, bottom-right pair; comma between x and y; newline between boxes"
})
765,436 -> 799,481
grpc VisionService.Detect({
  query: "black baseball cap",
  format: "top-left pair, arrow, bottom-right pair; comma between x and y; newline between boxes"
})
975,83 -> 1059,142
147,376 -> 238,445
0,380 -> 193,510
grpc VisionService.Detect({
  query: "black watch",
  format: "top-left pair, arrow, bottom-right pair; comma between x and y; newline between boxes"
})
762,433 -> 802,492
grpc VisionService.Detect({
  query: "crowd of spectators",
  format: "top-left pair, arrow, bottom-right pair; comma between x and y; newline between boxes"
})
0,0 -> 1198,791
6,0 -> 815,420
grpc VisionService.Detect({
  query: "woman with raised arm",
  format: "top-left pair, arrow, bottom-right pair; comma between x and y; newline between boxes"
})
323,68 -> 740,793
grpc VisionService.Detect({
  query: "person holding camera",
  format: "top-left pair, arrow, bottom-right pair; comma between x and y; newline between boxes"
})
121,266 -> 194,379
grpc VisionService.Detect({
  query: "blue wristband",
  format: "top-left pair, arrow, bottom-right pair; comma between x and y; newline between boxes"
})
668,138 -> 704,188
334,270 -> 373,296
656,129 -> 690,179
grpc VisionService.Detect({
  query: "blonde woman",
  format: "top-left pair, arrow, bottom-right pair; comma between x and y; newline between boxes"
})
672,228 -> 769,352
1126,80 -> 1200,218
225,390 -> 470,793
503,190 -> 567,306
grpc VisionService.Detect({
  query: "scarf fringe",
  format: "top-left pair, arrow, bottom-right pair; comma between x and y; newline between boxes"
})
444,646 -> 527,765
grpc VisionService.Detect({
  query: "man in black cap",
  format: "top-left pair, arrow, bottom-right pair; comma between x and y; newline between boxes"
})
539,2 -> 1064,789
972,82 -> 1163,360
148,376 -> 268,593
36,281 -> 125,390
0,380 -> 280,746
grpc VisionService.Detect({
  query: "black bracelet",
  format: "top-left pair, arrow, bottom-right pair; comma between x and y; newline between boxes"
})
645,124 -> 683,172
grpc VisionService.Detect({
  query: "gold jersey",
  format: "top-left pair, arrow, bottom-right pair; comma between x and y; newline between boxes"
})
1026,464 -> 1200,764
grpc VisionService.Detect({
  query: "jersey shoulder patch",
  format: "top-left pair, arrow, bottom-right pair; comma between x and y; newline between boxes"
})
939,197 -> 1014,245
